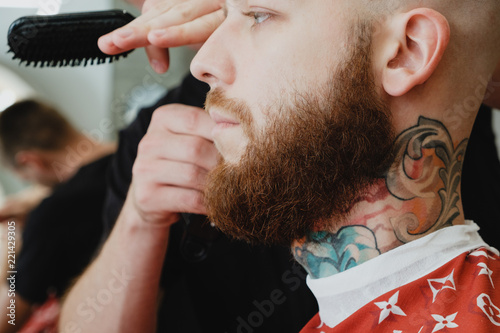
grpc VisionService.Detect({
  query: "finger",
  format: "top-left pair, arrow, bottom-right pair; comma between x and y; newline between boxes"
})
109,25 -> 151,52
138,133 -> 218,171
144,0 -> 223,31
156,160 -> 208,190
149,105 -> 215,141
148,10 -> 225,48
145,45 -> 170,74
135,158 -> 208,191
98,34 -> 130,55
162,187 -> 207,215
98,16 -> 158,54
99,0 -> 222,54
135,185 -> 208,216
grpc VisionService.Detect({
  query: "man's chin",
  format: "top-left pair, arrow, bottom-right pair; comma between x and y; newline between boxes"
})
214,145 -> 247,166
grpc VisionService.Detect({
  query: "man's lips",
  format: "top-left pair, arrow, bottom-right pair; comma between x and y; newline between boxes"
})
209,110 -> 241,138
209,110 -> 240,126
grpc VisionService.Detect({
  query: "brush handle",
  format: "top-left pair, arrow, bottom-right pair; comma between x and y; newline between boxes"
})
8,10 -> 136,67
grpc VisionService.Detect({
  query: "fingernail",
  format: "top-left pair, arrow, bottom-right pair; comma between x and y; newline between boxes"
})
116,28 -> 133,38
151,59 -> 167,74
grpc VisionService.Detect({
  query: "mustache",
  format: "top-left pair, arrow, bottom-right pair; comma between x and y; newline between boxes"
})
205,88 -> 254,130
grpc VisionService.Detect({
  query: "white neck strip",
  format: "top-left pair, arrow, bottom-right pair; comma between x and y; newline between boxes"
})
306,221 -> 497,328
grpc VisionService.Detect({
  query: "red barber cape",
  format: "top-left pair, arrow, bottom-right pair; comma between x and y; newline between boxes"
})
301,248 -> 500,333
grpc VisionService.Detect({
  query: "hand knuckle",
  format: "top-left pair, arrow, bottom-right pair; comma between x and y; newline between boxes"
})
185,165 -> 202,185
174,2 -> 192,20
184,138 -> 203,160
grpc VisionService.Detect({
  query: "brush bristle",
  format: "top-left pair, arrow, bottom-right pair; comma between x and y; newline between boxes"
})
7,10 -> 135,67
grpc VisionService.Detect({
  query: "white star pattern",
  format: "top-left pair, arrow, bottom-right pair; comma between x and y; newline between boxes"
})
427,270 -> 456,303
431,312 -> 459,332
477,262 -> 495,288
374,291 -> 407,324
470,249 -> 497,260
476,293 -> 500,326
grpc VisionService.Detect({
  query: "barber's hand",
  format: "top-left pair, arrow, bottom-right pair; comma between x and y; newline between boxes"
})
127,104 -> 217,227
0,185 -> 51,225
99,0 -> 225,74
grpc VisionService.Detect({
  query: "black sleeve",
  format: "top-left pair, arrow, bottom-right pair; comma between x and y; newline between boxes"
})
16,192 -> 105,304
16,155 -> 110,304
102,73 -> 209,237
462,105 -> 500,248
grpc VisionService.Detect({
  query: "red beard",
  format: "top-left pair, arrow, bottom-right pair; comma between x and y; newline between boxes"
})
204,25 -> 395,246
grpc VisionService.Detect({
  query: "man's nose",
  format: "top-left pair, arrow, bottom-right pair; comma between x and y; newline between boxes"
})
190,24 -> 236,89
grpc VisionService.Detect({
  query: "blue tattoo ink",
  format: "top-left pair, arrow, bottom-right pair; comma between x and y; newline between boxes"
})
294,225 -> 381,279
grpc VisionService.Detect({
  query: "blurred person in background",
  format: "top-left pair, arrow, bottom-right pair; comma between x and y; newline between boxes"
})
0,99 -> 115,333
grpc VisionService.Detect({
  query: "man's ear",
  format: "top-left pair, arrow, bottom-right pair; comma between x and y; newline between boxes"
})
15,151 -> 47,171
381,8 -> 450,97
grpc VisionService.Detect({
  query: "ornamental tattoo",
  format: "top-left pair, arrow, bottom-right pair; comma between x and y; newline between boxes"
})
294,117 -> 468,278
386,117 -> 468,243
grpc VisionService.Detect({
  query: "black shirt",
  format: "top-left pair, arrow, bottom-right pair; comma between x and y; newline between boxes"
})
462,105 -> 500,247
16,154 -> 111,304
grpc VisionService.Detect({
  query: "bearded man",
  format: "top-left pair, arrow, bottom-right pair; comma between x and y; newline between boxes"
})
61,0 -> 500,332
190,0 -> 500,331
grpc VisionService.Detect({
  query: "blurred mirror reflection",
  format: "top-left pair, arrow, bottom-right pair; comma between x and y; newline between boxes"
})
0,0 -> 195,195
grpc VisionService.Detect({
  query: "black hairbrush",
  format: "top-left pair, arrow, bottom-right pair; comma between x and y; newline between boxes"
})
7,10 -> 136,67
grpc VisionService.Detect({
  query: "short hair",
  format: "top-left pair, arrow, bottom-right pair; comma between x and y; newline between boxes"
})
0,99 -> 77,166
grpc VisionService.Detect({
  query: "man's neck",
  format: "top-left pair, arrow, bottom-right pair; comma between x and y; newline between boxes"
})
293,116 -> 467,279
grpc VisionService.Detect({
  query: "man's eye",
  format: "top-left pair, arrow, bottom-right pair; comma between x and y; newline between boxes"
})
244,11 -> 271,25
253,12 -> 270,24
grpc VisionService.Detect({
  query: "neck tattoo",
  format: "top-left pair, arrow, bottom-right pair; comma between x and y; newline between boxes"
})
293,117 -> 468,279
